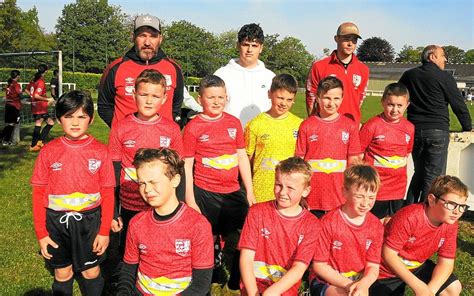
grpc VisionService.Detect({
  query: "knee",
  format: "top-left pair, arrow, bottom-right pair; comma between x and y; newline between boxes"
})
55,266 -> 74,281
82,266 -> 100,279
440,280 -> 462,296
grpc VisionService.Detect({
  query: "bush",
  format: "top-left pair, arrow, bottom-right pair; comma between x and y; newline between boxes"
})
0,68 -> 101,91
185,76 -> 201,86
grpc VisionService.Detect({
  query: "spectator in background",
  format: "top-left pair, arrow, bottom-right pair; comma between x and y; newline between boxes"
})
98,14 -> 184,128
399,45 -> 472,204
2,70 -> 22,145
305,22 -> 369,125
214,23 -> 275,127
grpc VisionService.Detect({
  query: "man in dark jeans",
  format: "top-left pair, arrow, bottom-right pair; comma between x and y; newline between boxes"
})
399,45 -> 472,204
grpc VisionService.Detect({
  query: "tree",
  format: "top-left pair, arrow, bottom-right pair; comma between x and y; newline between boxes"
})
265,36 -> 314,85
162,20 -> 219,77
0,0 -> 22,53
215,29 -> 239,68
442,45 -> 465,63
357,37 -> 395,62
396,45 -> 423,63
464,49 -> 474,63
56,0 -> 130,73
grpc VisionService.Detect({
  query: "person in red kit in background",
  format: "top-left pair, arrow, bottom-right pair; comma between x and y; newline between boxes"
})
29,64 -> 55,152
98,14 -> 184,128
2,70 -> 22,145
31,91 -> 115,295
306,22 -> 369,125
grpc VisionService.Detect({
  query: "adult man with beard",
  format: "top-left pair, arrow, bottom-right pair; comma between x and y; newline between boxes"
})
98,14 -> 184,128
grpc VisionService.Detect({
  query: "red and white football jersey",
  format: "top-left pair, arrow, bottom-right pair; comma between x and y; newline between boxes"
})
124,204 -> 214,295
360,114 -> 414,200
313,208 -> 383,281
108,114 -> 183,211
295,114 -> 361,210
379,204 -> 458,279
31,78 -> 49,114
183,113 -> 245,193
239,201 -> 319,295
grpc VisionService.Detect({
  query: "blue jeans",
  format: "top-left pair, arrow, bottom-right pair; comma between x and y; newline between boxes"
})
406,129 -> 449,204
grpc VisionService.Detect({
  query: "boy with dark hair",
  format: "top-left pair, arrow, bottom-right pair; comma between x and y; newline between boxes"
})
370,175 -> 468,296
117,148 -> 214,295
360,82 -> 414,222
29,63 -> 55,152
245,73 -> 302,202
214,23 -> 275,127
2,70 -> 22,145
311,164 -> 384,296
31,90 -> 115,295
240,157 -> 319,295
296,76 -> 362,218
183,75 -> 254,294
108,69 -> 184,257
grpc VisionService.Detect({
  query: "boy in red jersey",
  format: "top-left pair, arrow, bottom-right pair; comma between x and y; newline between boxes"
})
311,164 -> 383,296
359,83 -> 414,223
239,157 -> 319,295
29,64 -> 55,152
370,176 -> 468,296
108,69 -> 183,257
183,75 -> 254,294
117,148 -> 214,295
31,90 -> 115,295
296,76 -> 361,218
2,70 -> 22,145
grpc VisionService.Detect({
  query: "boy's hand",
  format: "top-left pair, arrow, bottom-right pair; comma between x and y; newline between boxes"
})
348,281 -> 369,296
111,217 -> 123,232
413,282 -> 435,296
93,234 -> 110,256
246,192 -> 256,207
39,236 -> 58,260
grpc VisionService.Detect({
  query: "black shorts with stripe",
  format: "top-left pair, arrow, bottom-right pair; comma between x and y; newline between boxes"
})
45,207 -> 105,272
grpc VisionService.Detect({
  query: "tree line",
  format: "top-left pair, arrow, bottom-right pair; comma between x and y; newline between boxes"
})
1,0 -> 473,86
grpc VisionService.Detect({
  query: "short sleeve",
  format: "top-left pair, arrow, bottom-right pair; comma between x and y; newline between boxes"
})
295,121 -> 308,157
359,120 -> 374,154
183,123 -> 197,158
99,149 -> 116,188
123,217 -> 140,264
108,126 -> 122,161
366,220 -> 384,264
31,149 -> 49,186
438,223 -> 458,259
170,124 -> 184,157
407,123 -> 415,154
294,216 -> 319,265
347,122 -> 362,156
235,121 -> 245,149
191,217 -> 214,269
244,121 -> 257,157
312,218 -> 332,262
238,206 -> 261,251
34,80 -> 46,96
383,212 -> 412,253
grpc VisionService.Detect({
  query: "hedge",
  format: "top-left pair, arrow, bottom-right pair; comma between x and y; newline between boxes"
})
0,68 -> 101,91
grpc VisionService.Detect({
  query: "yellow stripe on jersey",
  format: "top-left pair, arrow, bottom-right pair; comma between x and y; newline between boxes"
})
48,192 -> 101,211
254,261 -> 287,283
341,270 -> 362,281
202,154 -> 238,170
308,159 -> 347,174
260,158 -> 280,171
399,256 -> 423,270
124,167 -> 138,182
374,155 -> 407,169
137,272 -> 191,295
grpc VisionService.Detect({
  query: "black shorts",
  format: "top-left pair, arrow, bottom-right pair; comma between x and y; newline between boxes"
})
194,185 -> 249,236
369,260 -> 458,296
33,113 -> 51,121
45,207 -> 105,272
370,199 -> 404,219
309,278 -> 329,296
4,105 -> 20,124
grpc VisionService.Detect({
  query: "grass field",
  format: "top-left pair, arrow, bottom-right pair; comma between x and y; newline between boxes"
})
0,94 -> 473,295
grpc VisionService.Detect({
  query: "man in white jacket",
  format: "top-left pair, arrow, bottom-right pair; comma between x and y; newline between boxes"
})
214,23 -> 275,127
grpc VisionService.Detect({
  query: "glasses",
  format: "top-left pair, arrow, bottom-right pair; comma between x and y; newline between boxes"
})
435,195 -> 469,213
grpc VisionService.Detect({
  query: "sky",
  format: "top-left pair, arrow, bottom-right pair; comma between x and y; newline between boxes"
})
17,0 -> 474,57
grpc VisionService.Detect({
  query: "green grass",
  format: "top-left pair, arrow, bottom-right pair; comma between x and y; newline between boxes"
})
0,96 -> 472,295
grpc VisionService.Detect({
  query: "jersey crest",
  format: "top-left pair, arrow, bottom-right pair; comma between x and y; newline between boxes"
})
341,131 -> 349,144
261,227 -> 271,239
160,136 -> 171,147
353,74 -> 362,88
88,159 -> 101,174
366,239 -> 372,250
125,77 -> 135,96
227,128 -> 237,140
405,133 -> 411,144
164,75 -> 172,89
175,239 -> 191,256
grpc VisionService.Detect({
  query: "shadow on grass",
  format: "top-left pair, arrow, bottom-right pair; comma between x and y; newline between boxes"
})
457,238 -> 474,256
23,288 -> 51,296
